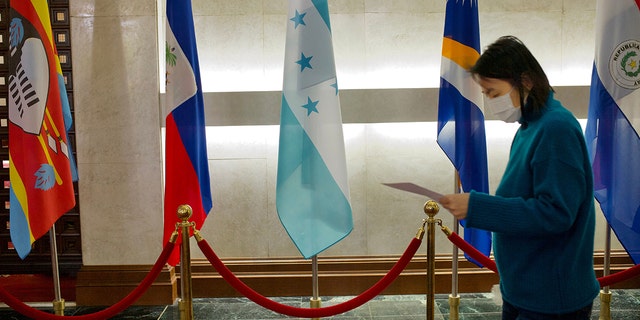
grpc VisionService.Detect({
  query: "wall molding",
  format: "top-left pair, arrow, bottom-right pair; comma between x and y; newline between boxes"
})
75,250 -> 638,306
160,86 -> 591,127
75,265 -> 176,306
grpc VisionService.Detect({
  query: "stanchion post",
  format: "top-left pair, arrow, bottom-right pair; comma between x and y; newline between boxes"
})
177,205 -> 195,320
424,200 -> 439,320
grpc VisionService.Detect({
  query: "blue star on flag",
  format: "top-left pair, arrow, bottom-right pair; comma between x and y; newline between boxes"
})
290,10 -> 306,28
331,82 -> 339,95
296,52 -> 313,72
301,97 -> 319,116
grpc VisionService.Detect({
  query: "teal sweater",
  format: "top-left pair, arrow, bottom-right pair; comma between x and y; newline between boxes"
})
466,93 -> 599,313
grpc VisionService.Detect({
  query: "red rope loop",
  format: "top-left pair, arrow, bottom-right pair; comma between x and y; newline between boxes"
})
446,231 -> 497,272
598,263 -> 640,287
445,230 -> 640,287
0,241 -> 175,320
197,237 -> 422,318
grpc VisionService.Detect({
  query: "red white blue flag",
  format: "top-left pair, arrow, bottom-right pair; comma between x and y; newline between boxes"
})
585,0 -> 640,264
164,0 -> 212,266
9,0 -> 77,259
436,0 -> 491,266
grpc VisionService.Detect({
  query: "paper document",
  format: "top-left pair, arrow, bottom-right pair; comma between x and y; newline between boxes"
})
382,182 -> 444,201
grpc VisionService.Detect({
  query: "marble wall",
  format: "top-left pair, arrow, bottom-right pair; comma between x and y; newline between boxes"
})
71,0 -> 163,265
71,0 -> 619,266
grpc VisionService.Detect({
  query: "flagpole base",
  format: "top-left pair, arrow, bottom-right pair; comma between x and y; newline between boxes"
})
448,294 -> 460,320
53,299 -> 65,316
598,290 -> 612,320
310,297 -> 321,320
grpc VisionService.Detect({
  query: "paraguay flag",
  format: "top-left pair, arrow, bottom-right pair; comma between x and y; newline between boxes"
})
585,0 -> 640,264
164,0 -> 212,266
8,0 -> 77,259
276,0 -> 353,259
436,0 -> 491,266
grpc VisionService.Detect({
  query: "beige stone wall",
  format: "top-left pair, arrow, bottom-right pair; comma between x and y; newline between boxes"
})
72,0 -> 619,266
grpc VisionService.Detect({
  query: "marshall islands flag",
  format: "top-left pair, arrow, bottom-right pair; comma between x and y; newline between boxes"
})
8,0 -> 77,259
164,0 -> 212,266
436,0 -> 491,266
276,0 -> 353,259
585,0 -> 640,264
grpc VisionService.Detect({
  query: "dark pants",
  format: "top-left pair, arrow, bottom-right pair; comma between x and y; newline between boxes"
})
502,300 -> 593,320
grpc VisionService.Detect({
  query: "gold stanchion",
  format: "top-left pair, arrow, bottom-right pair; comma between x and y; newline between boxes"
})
598,290 -> 612,320
177,205 -> 195,320
424,200 -> 439,320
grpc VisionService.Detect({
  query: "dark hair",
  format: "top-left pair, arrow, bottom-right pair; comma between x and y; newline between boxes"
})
470,36 -> 552,117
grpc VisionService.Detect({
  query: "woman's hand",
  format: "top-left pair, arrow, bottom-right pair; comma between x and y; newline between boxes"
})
439,193 -> 470,220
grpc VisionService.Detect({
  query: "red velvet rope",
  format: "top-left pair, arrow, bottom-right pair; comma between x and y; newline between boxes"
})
447,232 -> 498,272
598,263 -> 640,287
197,237 -> 422,318
446,230 -> 640,287
0,241 -> 175,320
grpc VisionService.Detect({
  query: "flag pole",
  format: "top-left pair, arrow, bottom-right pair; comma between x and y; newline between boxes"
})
48,225 -> 65,316
598,223 -> 612,320
448,172 -> 461,320
310,255 -> 321,320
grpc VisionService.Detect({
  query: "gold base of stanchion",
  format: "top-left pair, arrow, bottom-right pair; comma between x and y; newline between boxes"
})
310,298 -> 321,320
448,295 -> 460,320
598,290 -> 612,320
52,299 -> 65,316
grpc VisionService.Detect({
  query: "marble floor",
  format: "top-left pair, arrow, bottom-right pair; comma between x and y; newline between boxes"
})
1,289 -> 639,319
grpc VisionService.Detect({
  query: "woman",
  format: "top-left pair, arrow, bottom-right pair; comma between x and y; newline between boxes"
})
439,36 -> 599,319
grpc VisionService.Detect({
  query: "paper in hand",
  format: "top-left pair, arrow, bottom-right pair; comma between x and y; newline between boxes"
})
382,182 -> 444,202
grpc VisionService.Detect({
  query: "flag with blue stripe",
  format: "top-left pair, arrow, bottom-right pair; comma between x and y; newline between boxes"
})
436,0 -> 491,266
277,0 -> 353,259
164,0 -> 213,266
585,0 -> 640,264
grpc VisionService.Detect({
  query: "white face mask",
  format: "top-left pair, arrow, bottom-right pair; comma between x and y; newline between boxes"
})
485,89 -> 522,123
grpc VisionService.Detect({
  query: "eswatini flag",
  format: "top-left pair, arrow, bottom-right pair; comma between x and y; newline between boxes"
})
164,0 -> 212,266
8,0 -> 77,259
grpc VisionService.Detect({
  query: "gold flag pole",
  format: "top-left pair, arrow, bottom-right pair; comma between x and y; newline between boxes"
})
449,173 -> 461,320
424,200 -> 439,320
49,225 -> 65,316
310,255 -> 321,320
599,224 -> 612,320
177,205 -> 195,320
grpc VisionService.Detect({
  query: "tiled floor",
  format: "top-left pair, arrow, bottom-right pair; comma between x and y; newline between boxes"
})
1,289 -> 639,319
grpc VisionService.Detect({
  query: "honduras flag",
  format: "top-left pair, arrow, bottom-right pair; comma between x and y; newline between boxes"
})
164,0 -> 212,266
277,0 -> 352,259
436,0 -> 491,266
585,0 -> 640,264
